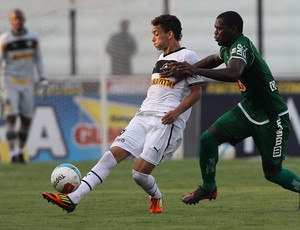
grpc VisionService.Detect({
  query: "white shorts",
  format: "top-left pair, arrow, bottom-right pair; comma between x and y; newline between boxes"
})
111,114 -> 183,166
4,81 -> 34,118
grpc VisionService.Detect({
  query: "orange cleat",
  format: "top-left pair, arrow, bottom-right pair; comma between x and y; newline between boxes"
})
42,192 -> 76,213
149,197 -> 163,213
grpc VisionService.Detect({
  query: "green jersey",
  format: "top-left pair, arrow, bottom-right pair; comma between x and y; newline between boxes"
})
219,35 -> 288,124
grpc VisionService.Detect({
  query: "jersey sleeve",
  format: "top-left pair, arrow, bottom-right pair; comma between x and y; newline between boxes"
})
185,50 -> 199,65
229,40 -> 253,66
185,50 -> 205,86
35,40 -> 45,79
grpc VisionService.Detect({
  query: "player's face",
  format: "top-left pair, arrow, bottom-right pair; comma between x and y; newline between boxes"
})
10,11 -> 25,32
151,25 -> 169,51
214,18 -> 234,47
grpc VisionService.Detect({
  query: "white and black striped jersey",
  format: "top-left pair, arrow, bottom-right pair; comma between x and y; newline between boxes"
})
0,29 -> 45,81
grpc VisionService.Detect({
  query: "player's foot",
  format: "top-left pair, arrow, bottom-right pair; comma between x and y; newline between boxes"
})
42,192 -> 76,213
17,153 -> 25,163
11,152 -> 25,163
181,186 -> 217,205
149,197 -> 163,213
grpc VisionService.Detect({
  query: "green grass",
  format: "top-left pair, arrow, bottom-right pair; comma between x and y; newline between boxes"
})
0,157 -> 300,230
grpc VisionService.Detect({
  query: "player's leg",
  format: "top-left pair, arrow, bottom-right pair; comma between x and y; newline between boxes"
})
17,115 -> 31,162
42,147 -> 131,212
17,84 -> 35,162
133,158 -> 163,213
133,159 -> 161,198
254,114 -> 300,193
4,84 -> 20,162
182,106 -> 250,204
6,115 -> 18,161
43,115 -> 146,212
133,119 -> 182,213
68,147 -> 130,204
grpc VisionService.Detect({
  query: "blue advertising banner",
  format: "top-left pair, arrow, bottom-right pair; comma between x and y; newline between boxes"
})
0,78 -> 147,163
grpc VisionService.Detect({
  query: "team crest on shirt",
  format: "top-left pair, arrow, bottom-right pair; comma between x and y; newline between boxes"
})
26,40 -> 33,47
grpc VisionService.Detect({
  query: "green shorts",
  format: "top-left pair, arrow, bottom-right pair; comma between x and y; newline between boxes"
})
211,105 -> 290,165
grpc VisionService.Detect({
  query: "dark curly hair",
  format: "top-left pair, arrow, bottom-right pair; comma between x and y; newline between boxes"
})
151,14 -> 182,41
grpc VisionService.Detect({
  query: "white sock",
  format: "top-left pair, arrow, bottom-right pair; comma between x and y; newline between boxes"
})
68,151 -> 117,204
132,169 -> 162,199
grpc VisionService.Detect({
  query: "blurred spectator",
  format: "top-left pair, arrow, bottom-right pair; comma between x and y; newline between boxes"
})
106,19 -> 137,75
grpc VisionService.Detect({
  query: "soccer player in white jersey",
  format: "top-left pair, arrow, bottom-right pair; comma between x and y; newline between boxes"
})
0,9 -> 47,163
42,14 -> 204,214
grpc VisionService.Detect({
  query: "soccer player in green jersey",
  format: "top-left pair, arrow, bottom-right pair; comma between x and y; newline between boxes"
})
160,11 -> 300,208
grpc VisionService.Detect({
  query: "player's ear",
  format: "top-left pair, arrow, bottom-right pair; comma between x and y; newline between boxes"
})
231,25 -> 239,33
167,30 -> 173,40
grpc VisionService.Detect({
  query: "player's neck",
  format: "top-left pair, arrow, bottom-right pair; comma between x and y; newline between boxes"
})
12,28 -> 27,36
163,41 -> 181,55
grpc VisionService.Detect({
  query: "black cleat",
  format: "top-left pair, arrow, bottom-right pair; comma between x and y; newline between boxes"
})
11,153 -> 25,163
181,186 -> 217,205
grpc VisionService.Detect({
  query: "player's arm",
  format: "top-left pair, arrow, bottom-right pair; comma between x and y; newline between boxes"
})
0,39 -> 6,66
161,84 -> 202,125
35,40 -> 46,80
161,56 -> 245,83
160,53 -> 223,82
194,53 -> 223,69
192,57 -> 246,82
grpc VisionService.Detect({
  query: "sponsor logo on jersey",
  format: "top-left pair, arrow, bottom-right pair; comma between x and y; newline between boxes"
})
150,77 -> 174,88
236,44 -> 247,59
236,80 -> 246,91
230,48 -> 237,54
273,117 -> 283,157
12,52 -> 33,60
269,80 -> 277,91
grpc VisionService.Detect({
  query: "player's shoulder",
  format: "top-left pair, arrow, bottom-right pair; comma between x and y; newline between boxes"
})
232,35 -> 252,48
25,30 -> 39,39
177,47 -> 197,56
0,30 -> 11,40
180,48 -> 200,64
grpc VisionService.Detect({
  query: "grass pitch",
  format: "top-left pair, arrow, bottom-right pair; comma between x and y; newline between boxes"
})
0,157 -> 299,230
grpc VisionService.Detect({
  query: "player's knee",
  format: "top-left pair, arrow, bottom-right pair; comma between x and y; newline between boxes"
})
132,169 -> 148,186
263,163 -> 282,180
200,130 -> 219,155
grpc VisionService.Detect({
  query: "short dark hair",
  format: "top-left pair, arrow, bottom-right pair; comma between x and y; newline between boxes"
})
217,11 -> 243,33
151,14 -> 182,41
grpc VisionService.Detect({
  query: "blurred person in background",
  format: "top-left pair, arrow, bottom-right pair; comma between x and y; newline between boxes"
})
161,11 -> 300,208
0,9 -> 47,163
106,19 -> 137,75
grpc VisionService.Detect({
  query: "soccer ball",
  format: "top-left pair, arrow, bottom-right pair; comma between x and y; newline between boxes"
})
218,142 -> 236,160
50,163 -> 81,193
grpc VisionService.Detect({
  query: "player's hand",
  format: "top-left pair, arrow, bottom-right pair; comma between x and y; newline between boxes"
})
39,78 -> 49,88
161,110 -> 180,125
160,61 -> 197,85
38,78 -> 49,98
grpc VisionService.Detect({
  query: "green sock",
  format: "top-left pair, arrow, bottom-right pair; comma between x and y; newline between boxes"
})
269,168 -> 300,192
199,130 -> 219,192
